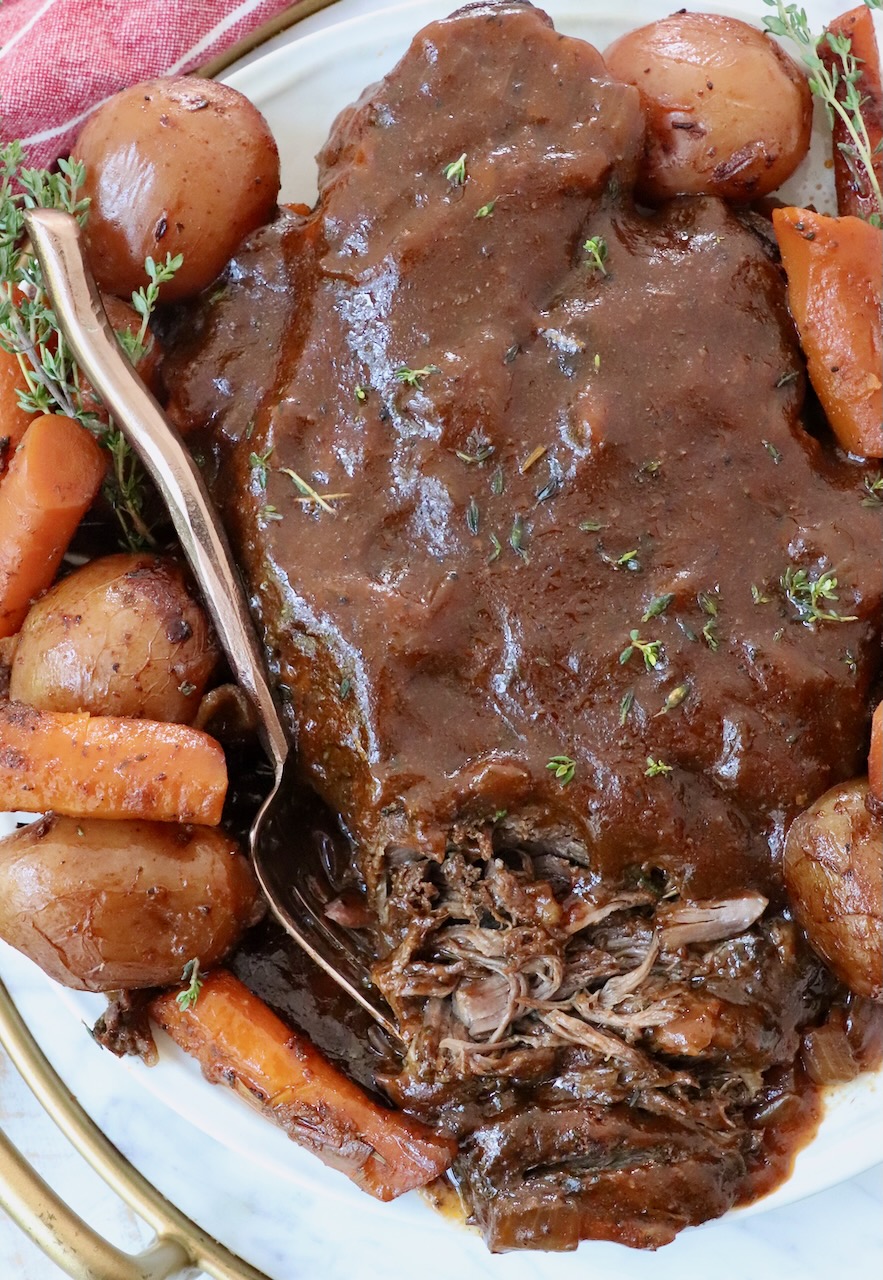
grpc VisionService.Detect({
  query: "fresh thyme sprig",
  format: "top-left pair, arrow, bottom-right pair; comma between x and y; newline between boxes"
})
645,756 -> 673,778
118,252 -> 183,365
583,235 -> 609,275
395,364 -> 438,388
0,142 -> 181,548
763,0 -> 883,223
781,565 -> 859,624
443,153 -> 467,186
620,630 -> 663,671
176,958 -> 203,1010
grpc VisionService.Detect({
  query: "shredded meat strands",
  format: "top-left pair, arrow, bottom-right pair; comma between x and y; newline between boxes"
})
376,836 -> 779,1082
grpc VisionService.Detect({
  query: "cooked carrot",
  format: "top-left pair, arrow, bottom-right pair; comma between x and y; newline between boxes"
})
772,208 -> 882,458
870,702 -> 882,801
0,702 -> 227,824
819,6 -> 883,221
151,970 -> 456,1200
0,413 -> 106,637
0,345 -> 34,469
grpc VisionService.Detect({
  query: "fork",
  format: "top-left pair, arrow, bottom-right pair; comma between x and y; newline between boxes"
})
26,207 -> 398,1039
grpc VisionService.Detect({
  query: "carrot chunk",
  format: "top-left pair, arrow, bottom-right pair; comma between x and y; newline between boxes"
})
820,6 -> 883,221
870,702 -> 882,801
0,345 -> 34,469
151,970 -> 456,1200
0,702 -> 227,824
0,413 -> 105,637
772,208 -> 882,458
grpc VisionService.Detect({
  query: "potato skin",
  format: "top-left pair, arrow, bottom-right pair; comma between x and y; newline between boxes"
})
10,553 -> 219,722
784,780 -> 882,1001
0,815 -> 262,991
604,14 -> 812,203
75,77 -> 280,301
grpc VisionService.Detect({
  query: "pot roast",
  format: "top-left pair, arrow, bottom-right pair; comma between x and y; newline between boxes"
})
165,0 -> 882,1251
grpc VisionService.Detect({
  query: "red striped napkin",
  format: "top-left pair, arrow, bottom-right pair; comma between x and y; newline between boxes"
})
0,0 -> 312,167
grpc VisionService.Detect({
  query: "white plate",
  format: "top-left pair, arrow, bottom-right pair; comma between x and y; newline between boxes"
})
3,0 -> 881,1249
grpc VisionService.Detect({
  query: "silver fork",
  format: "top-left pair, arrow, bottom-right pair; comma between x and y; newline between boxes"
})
26,207 -> 397,1039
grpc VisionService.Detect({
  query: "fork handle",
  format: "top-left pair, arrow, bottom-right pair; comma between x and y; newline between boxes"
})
26,209 -> 288,777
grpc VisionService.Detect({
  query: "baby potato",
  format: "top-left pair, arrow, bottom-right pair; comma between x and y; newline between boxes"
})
604,13 -> 812,203
75,77 -> 280,301
10,553 -> 219,722
784,780 -> 882,1001
0,816 -> 262,991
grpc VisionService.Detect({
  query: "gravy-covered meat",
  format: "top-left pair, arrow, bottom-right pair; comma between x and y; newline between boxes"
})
166,0 -> 882,1251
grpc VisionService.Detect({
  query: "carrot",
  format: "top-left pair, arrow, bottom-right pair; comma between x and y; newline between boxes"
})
0,413 -> 106,637
151,970 -> 457,1200
819,6 -> 883,221
0,702 -> 227,824
0,345 -> 34,470
870,702 -> 882,801
772,208 -> 882,458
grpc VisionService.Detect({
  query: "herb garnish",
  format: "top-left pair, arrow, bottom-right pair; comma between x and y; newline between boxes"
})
475,201 -> 496,219
642,593 -> 674,621
395,365 -> 439,388
443,153 -> 468,186
842,649 -> 857,674
657,683 -> 690,715
466,496 -> 480,535
579,518 -> 603,532
763,0 -> 883,222
279,468 -> 337,514
259,504 -> 283,525
509,513 -> 528,560
456,430 -> 494,465
249,446 -> 274,488
520,444 -> 547,473
862,473 -> 883,507
751,584 -> 772,604
354,384 -> 368,403
176,959 -> 203,1010
781,565 -> 858,625
546,755 -> 576,785
583,236 -> 609,275
762,439 -> 782,463
491,466 -> 504,495
620,630 -> 663,671
120,253 -> 184,366
0,145 -> 182,548
488,532 -> 503,562
645,757 -> 673,778
619,690 -> 635,725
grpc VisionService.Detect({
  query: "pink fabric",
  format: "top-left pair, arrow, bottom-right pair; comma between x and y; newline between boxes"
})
0,0 -> 311,168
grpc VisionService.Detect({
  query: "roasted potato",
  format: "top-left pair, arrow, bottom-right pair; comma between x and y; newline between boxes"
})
10,553 -> 219,721
784,779 -> 882,1001
75,77 -> 280,301
0,815 -> 262,991
604,13 -> 812,203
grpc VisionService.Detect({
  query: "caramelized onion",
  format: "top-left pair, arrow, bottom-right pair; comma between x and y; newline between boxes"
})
801,1016 -> 859,1086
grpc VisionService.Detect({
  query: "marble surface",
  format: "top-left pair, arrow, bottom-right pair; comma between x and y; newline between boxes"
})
1,941 -> 881,1280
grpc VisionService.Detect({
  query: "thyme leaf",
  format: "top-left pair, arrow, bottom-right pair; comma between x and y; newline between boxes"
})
546,755 -> 576,785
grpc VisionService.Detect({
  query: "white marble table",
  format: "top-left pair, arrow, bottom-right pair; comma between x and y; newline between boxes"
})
1,941 -> 881,1280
